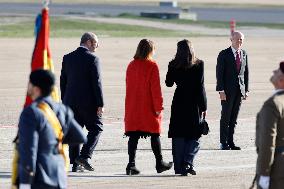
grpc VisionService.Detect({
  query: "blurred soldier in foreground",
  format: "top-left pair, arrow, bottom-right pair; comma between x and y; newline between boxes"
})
255,62 -> 284,189
17,69 -> 86,189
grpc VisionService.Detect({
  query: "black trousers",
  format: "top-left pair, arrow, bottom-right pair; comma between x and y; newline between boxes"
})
69,107 -> 103,163
220,90 -> 242,145
172,138 -> 200,174
128,135 -> 163,165
32,183 -> 61,189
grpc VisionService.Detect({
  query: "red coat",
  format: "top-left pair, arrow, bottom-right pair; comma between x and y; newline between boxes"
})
124,59 -> 163,134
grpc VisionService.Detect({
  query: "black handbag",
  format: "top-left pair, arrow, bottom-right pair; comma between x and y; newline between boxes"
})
199,115 -> 209,135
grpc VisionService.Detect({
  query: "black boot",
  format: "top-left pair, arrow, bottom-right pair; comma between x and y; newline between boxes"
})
126,163 -> 140,175
127,136 -> 140,175
151,136 -> 173,173
156,161 -> 173,173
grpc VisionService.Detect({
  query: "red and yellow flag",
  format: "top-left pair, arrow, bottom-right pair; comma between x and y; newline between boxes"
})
12,7 -> 61,187
24,7 -> 59,107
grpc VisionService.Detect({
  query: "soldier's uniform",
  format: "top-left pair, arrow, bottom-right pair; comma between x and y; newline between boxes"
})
10,69 -> 87,189
18,96 -> 87,188
18,96 -> 86,188
256,90 -> 284,189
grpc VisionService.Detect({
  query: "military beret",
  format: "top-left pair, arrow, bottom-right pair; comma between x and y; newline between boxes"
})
29,69 -> 55,93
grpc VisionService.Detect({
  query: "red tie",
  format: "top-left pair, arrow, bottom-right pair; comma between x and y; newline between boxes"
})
236,50 -> 241,71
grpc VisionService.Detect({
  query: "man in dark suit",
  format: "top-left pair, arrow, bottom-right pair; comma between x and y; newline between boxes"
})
216,31 -> 249,150
18,69 -> 86,189
60,32 -> 104,172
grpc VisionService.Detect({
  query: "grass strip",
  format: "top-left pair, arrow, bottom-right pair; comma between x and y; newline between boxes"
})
0,17 -> 199,38
118,13 -> 284,29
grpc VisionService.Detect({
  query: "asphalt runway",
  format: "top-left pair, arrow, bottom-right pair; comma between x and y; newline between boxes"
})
0,36 -> 284,188
1,2 -> 284,23
191,7 -> 284,23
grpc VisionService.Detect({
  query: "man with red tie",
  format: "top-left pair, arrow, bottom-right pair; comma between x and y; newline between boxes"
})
216,31 -> 249,150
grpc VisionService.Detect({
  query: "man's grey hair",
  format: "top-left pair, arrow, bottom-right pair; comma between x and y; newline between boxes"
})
80,32 -> 98,45
231,31 -> 244,39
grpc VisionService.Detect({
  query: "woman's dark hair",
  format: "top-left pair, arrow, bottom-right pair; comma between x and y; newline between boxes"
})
133,39 -> 155,60
170,39 -> 198,69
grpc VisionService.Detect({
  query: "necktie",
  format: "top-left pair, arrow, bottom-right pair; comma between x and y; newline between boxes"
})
236,50 -> 241,71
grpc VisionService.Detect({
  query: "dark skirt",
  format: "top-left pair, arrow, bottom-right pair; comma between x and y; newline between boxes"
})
125,131 -> 160,139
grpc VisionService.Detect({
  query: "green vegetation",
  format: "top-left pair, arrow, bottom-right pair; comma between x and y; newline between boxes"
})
118,13 -> 284,29
1,14 -> 283,38
0,17 -> 197,38
0,21 -> 34,37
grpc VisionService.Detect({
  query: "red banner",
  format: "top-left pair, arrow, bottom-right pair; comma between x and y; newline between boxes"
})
24,8 -> 59,107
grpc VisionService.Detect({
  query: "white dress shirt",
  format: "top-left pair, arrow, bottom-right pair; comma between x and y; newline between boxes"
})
231,46 -> 242,61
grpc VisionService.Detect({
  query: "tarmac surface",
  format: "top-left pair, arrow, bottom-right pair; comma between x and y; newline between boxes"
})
1,2 -> 284,23
0,36 -> 284,188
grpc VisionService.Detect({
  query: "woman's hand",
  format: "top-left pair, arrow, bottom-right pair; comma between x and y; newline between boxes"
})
97,107 -> 104,117
202,111 -> 207,119
155,111 -> 161,116
219,91 -> 226,101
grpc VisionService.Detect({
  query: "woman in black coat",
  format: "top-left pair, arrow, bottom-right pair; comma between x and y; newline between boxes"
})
165,39 -> 207,176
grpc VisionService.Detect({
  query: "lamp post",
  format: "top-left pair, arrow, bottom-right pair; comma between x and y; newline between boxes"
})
230,18 -> 236,35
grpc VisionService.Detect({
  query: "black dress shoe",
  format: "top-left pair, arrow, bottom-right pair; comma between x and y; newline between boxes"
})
220,143 -> 230,150
75,157 -> 94,171
181,164 -> 196,176
72,164 -> 84,172
126,163 -> 140,175
72,165 -> 78,172
188,168 -> 196,175
230,145 -> 241,150
156,161 -> 173,173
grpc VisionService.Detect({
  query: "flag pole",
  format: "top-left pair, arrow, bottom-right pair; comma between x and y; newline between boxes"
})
43,0 -> 50,8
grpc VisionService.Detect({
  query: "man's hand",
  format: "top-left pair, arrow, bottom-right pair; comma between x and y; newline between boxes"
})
219,91 -> 226,101
97,107 -> 104,117
19,184 -> 31,189
258,175 -> 270,189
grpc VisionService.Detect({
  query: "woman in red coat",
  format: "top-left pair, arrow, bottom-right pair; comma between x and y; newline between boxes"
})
124,39 -> 172,175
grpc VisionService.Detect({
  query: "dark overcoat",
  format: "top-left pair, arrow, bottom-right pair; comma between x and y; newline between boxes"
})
60,47 -> 104,126
165,60 -> 207,139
